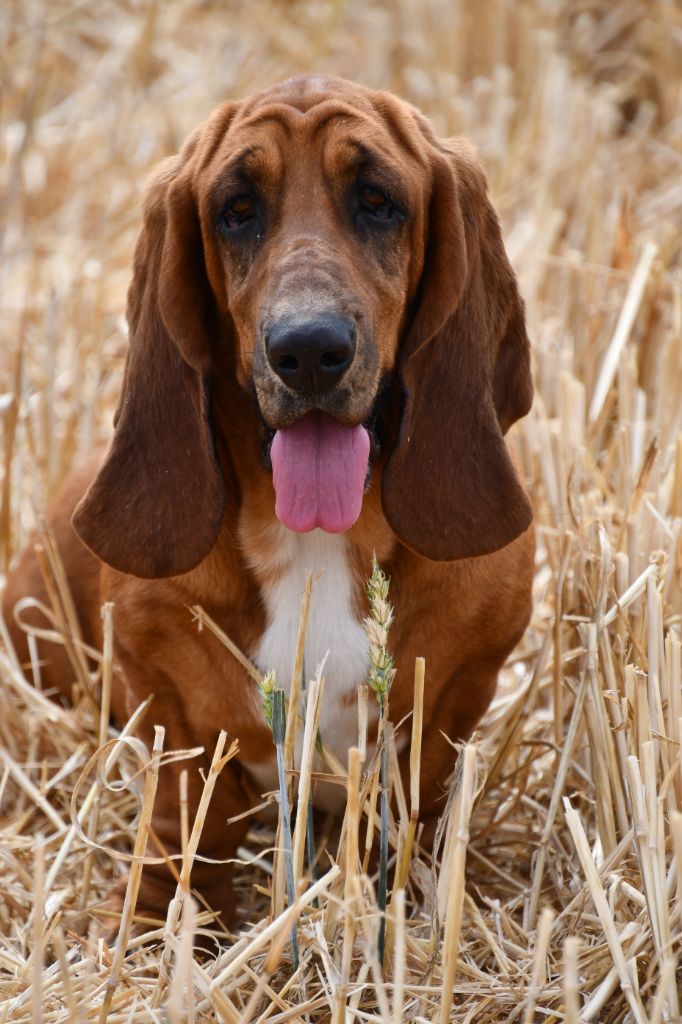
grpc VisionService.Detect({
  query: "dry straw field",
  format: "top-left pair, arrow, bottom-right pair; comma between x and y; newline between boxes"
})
2,1 -> 682,1021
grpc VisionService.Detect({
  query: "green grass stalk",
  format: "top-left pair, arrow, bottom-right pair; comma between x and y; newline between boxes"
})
260,674 -> 299,969
365,555 -> 396,965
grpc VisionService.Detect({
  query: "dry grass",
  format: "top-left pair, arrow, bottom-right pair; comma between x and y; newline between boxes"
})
1,0 -> 682,1020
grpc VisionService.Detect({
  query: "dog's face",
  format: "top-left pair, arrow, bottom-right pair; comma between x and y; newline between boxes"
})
196,77 -> 427,432
73,76 -> 534,578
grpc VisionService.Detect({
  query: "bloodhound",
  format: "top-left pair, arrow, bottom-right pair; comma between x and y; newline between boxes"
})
3,75 -> 534,928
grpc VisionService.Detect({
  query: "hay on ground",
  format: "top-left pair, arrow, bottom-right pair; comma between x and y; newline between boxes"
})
1,1 -> 681,1020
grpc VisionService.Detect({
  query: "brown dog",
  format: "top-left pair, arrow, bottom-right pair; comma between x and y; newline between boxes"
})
3,75 -> 534,927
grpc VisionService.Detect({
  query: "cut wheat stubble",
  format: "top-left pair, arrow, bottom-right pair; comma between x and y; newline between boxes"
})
1,1 -> 681,1020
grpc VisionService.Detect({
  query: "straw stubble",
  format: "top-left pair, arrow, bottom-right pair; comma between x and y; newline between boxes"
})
1,1 -> 681,1020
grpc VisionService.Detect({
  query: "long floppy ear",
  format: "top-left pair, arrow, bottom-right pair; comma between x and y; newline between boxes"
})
72,153 -> 226,578
382,139 -> 533,561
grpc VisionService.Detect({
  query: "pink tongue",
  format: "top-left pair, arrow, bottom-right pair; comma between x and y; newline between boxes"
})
271,413 -> 370,533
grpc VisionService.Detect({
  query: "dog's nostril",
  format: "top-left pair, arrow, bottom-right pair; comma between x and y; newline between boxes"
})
321,351 -> 348,369
277,354 -> 299,372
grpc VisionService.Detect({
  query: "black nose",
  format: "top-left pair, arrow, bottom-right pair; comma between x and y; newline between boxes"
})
266,315 -> 356,393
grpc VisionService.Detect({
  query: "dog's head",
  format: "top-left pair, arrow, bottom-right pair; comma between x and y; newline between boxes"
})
73,76 -> 533,577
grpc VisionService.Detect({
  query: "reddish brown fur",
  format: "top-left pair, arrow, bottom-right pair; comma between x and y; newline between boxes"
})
2,76 -> 534,928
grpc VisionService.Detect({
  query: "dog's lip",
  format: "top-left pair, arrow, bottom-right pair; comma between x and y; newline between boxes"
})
259,406 -> 380,471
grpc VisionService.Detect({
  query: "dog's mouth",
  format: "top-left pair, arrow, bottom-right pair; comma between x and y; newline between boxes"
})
269,412 -> 370,533
259,388 -> 388,534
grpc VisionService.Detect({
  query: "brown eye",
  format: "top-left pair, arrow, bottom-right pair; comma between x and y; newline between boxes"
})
224,195 -> 256,229
359,185 -> 395,221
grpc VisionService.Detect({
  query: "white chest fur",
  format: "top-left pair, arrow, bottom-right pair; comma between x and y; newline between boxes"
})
245,528 -> 371,806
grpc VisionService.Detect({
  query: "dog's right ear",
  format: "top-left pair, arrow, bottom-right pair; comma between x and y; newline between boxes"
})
73,121 -> 234,579
382,136 -> 533,561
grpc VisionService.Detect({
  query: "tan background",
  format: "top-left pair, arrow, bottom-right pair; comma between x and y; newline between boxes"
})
1,2 -> 682,1020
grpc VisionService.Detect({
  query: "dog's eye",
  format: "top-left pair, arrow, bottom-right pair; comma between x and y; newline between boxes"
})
223,195 -> 256,229
359,185 -> 395,222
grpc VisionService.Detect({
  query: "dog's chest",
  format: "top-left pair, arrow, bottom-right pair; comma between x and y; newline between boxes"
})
244,529 -> 370,807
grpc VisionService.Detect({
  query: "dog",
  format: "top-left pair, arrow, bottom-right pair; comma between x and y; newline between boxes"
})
3,75 -> 534,927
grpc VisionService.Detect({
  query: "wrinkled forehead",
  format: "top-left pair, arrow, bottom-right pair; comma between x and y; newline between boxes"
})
199,84 -> 428,213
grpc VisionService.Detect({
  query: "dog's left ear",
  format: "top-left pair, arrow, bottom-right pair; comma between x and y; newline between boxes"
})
382,138 -> 533,561
72,114 -> 235,578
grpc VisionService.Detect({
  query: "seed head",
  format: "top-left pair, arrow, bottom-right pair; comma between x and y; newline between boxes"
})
365,555 -> 396,703
259,670 -> 278,728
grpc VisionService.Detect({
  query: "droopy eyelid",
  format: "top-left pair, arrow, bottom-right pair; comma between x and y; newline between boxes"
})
342,139 -> 409,212
358,179 -> 407,220
208,146 -> 267,223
